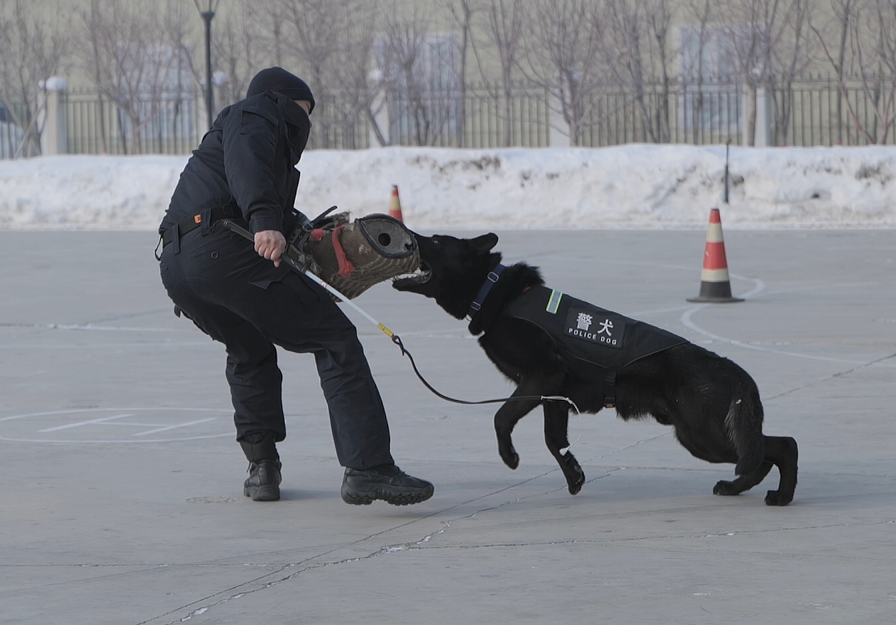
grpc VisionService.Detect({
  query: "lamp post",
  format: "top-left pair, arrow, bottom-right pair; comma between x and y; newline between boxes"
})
193,0 -> 220,127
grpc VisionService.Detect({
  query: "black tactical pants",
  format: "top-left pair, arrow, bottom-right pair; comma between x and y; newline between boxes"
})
159,226 -> 393,470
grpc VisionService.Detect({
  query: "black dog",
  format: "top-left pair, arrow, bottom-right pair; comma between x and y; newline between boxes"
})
394,232 -> 798,505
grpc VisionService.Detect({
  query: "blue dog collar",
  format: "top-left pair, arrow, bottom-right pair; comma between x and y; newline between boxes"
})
468,263 -> 506,319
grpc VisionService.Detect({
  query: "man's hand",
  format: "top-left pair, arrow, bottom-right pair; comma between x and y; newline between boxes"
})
254,229 -> 286,267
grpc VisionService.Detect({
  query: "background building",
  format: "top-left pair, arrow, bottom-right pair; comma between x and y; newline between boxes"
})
2,0 -> 895,158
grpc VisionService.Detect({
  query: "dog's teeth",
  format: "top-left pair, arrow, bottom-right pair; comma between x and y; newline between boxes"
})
392,269 -> 431,285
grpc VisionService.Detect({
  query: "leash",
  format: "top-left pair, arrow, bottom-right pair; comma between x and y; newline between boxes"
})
390,333 -> 579,412
221,219 -> 579,414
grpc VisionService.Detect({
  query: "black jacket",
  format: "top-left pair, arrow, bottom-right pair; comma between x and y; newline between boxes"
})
159,92 -> 311,236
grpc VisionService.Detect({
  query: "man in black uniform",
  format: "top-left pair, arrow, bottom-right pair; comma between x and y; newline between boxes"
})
157,67 -> 433,506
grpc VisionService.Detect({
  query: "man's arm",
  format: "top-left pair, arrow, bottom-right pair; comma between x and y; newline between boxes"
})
222,100 -> 288,265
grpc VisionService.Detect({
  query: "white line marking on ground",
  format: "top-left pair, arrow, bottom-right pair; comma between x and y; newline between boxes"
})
39,413 -> 135,432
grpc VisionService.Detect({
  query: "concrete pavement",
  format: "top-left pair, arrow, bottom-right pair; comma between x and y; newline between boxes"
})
1,229 -> 894,625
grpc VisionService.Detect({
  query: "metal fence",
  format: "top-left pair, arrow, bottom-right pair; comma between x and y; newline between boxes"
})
2,76 -> 895,159
0,101 -> 31,158
588,82 -> 744,146
65,87 -> 371,155
777,76 -> 896,146
60,82 -> 736,155
65,89 -> 206,155
387,83 -> 552,148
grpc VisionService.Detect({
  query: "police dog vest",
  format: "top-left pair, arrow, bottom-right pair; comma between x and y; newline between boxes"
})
504,285 -> 687,376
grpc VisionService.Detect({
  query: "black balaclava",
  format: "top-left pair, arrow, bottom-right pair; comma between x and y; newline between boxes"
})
246,67 -> 315,113
247,67 -> 314,164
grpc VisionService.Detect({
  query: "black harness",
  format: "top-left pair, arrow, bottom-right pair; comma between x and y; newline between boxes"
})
468,264 -> 506,317
472,265 -> 687,408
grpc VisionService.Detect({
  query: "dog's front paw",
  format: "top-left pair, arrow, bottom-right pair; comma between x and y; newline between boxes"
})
499,448 -> 519,469
567,469 -> 585,495
764,490 -> 792,506
563,453 -> 585,495
496,436 -> 519,468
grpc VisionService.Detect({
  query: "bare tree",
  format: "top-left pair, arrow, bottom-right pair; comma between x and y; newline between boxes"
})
680,0 -> 715,143
809,0 -> 858,144
767,0 -> 812,144
604,0 -> 676,143
375,4 -> 459,146
868,0 -> 896,142
0,0 -> 70,157
253,0 -> 289,67
522,0 -> 610,146
469,0 -> 526,146
812,0 -> 896,144
317,1 -> 380,149
715,0 -> 770,145
377,7 -> 430,145
159,0 -> 206,150
443,0 -> 478,146
212,3 -> 266,107
715,0 -> 809,145
270,0 -> 379,147
77,0 -> 186,154
645,0 -> 675,142
276,0 -> 343,91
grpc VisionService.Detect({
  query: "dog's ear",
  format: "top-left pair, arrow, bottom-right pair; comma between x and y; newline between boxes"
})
471,233 -> 499,254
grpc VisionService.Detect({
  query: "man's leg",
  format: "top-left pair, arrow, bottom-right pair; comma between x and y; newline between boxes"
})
237,272 -> 433,505
177,229 -> 433,505
188,310 -> 286,501
222,322 -> 284,501
223,321 -> 286,442
237,273 -> 394,468
161,246 -> 285,501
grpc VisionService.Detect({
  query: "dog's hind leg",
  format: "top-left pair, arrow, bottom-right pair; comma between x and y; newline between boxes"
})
713,436 -> 798,505
543,402 -> 585,495
713,461 -> 773,497
711,391 -> 775,499
762,435 -> 798,506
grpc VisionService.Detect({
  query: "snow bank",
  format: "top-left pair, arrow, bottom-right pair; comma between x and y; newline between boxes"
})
1,144 -> 894,230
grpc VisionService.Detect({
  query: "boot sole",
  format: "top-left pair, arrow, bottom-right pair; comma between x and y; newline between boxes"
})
341,485 -> 434,506
244,485 -> 280,501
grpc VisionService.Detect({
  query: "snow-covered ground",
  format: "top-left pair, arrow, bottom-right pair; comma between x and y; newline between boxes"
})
1,144 -> 894,230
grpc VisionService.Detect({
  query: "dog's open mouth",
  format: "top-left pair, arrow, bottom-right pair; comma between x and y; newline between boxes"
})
392,261 -> 431,288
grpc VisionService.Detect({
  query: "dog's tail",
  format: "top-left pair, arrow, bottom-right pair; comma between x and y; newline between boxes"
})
725,382 -> 765,476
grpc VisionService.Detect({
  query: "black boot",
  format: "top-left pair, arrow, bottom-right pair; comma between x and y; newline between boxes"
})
239,432 -> 282,502
341,464 -> 434,506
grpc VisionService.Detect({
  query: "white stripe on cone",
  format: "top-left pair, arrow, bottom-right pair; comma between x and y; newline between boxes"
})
705,222 -> 724,243
700,267 -> 732,282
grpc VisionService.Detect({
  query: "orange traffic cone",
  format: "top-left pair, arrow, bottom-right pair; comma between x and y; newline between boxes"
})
388,185 -> 404,222
687,208 -> 743,303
